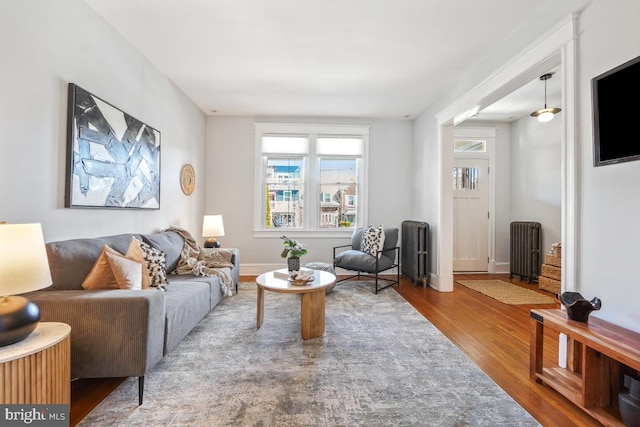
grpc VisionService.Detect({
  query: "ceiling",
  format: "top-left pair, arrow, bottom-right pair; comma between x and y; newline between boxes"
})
85,0 -> 562,121
473,67 -> 562,122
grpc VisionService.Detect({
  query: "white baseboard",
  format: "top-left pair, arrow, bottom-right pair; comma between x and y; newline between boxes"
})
430,273 -> 439,288
494,262 -> 510,274
240,263 -> 286,276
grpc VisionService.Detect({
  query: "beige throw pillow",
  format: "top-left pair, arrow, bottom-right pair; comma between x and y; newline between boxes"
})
105,251 -> 142,290
81,246 -> 120,290
126,237 -> 152,289
81,245 -> 143,290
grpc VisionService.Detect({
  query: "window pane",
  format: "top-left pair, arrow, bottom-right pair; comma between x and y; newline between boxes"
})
319,158 -> 357,228
454,139 -> 486,152
262,136 -> 308,154
256,124 -> 368,232
317,137 -> 362,155
453,167 -> 479,190
265,158 -> 304,228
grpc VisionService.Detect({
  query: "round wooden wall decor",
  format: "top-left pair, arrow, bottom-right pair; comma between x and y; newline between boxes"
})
180,164 -> 195,195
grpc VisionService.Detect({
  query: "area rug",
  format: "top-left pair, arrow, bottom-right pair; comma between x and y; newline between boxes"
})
78,282 -> 540,426
456,280 -> 556,305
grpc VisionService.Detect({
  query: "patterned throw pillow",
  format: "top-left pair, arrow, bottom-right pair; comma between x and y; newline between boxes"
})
138,239 -> 168,288
360,225 -> 386,258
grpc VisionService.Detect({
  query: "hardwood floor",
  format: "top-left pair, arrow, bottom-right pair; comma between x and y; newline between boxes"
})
70,377 -> 125,426
70,274 -> 601,426
395,273 -> 600,427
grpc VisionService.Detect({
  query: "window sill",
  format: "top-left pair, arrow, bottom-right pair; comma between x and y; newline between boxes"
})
253,229 -> 355,239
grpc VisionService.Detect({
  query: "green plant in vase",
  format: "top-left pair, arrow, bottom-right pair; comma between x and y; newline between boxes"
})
280,235 -> 307,271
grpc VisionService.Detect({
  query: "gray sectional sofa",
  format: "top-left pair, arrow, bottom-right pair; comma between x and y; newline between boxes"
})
27,230 -> 239,404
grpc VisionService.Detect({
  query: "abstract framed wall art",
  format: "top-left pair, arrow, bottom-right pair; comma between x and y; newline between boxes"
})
65,83 -> 161,209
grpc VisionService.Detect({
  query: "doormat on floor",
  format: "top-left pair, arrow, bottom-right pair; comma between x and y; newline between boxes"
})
456,280 -> 556,305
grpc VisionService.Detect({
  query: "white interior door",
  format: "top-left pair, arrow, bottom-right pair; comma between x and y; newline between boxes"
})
453,158 -> 489,272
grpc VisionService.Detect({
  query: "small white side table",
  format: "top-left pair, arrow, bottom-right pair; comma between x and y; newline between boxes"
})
0,322 -> 71,404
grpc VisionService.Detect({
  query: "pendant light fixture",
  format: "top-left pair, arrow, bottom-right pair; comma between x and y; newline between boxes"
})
530,73 -> 561,123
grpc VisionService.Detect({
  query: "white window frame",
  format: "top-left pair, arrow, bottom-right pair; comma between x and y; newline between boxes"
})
254,123 -> 369,238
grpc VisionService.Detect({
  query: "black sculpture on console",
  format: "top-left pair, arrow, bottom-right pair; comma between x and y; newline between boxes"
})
560,292 -> 602,322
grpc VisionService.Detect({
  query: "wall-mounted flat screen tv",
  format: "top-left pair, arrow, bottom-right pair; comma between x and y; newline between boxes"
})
592,54 -> 640,166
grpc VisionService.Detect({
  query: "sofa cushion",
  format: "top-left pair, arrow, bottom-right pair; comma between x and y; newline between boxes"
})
163,282 -> 211,354
349,227 -> 398,261
382,228 -> 399,263
334,249 -> 395,273
46,233 -> 140,290
141,231 -> 184,273
350,228 -> 365,250
169,274 -> 226,310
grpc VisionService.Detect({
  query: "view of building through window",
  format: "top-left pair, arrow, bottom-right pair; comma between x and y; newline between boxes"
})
265,158 -> 304,228
453,167 -> 479,190
257,124 -> 367,231
319,159 -> 357,228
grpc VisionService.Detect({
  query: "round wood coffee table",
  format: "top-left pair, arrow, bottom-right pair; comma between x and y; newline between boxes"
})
256,270 -> 336,340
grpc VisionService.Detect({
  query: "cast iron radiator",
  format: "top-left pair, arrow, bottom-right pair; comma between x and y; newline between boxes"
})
509,221 -> 541,283
401,220 -> 429,287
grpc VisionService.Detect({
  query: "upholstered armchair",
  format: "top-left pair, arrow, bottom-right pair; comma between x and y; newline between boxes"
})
333,226 -> 400,294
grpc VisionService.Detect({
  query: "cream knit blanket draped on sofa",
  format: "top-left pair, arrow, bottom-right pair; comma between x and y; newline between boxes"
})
166,226 -> 235,297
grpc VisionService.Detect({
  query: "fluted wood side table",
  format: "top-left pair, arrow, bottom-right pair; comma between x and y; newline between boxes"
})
0,322 -> 71,404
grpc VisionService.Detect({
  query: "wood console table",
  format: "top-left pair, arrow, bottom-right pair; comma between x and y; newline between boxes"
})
530,309 -> 640,426
0,322 -> 71,404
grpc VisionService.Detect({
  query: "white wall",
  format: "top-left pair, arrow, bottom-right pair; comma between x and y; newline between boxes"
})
576,0 -> 640,331
0,0 -> 206,242
412,111 -> 440,280
206,116 -> 413,273
510,115 -> 562,256
494,123 -> 513,266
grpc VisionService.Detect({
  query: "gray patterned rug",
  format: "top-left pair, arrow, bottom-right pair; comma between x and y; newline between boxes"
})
79,282 -> 539,426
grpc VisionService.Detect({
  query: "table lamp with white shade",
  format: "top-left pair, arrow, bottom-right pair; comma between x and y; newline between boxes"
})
202,215 -> 225,248
0,223 -> 52,346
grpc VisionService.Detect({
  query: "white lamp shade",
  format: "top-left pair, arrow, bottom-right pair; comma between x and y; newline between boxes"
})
202,215 -> 225,237
0,223 -> 52,295
537,111 -> 555,123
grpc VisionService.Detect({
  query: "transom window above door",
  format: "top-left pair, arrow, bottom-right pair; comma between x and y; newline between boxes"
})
454,139 -> 487,153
